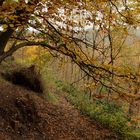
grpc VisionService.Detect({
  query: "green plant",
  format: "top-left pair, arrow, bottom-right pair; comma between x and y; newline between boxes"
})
55,80 -> 63,90
41,92 -> 58,104
59,83 -> 140,139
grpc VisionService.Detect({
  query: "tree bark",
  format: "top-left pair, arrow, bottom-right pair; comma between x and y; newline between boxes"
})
0,27 -> 14,55
0,0 -> 5,6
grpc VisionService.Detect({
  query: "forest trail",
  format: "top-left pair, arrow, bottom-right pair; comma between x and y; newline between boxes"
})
0,80 -> 118,140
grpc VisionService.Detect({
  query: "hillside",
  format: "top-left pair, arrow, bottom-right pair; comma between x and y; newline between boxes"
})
0,78 -> 118,139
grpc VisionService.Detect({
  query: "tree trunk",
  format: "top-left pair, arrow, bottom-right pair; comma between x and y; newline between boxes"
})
0,0 -> 5,6
0,27 -> 14,55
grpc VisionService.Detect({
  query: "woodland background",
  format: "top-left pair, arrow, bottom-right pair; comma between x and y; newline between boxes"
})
0,0 -> 140,139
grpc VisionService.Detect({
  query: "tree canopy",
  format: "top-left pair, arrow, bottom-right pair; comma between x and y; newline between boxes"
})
0,0 -> 140,95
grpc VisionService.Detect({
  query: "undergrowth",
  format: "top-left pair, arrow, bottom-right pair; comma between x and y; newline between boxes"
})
55,80 -> 140,140
2,56 -> 140,139
0,58 -> 59,104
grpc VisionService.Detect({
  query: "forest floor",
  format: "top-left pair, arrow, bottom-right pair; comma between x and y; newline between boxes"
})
0,80 -> 118,140
0,66 -> 118,140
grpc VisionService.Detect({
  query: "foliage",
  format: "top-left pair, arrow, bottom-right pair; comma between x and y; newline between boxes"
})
1,0 -> 140,137
0,0 -> 140,96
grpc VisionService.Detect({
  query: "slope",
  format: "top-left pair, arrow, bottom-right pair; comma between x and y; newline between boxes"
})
0,78 -> 118,140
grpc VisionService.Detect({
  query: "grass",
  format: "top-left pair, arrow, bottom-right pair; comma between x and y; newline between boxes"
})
41,92 -> 59,104
55,81 -> 140,139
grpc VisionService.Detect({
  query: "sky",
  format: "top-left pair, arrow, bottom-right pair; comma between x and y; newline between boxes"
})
136,28 -> 140,37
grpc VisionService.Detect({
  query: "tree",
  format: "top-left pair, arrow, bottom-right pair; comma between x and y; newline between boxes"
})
0,0 -> 140,96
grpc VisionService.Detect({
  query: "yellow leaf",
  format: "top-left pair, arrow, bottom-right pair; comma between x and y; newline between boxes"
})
2,24 -> 8,29
9,24 -> 14,28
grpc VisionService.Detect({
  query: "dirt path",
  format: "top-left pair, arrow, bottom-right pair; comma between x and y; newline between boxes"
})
55,92 -> 118,140
0,80 -> 118,140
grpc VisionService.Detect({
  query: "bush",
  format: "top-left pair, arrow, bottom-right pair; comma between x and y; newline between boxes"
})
2,65 -> 44,93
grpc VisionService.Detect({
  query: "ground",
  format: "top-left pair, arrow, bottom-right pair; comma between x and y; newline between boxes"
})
0,71 -> 118,140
